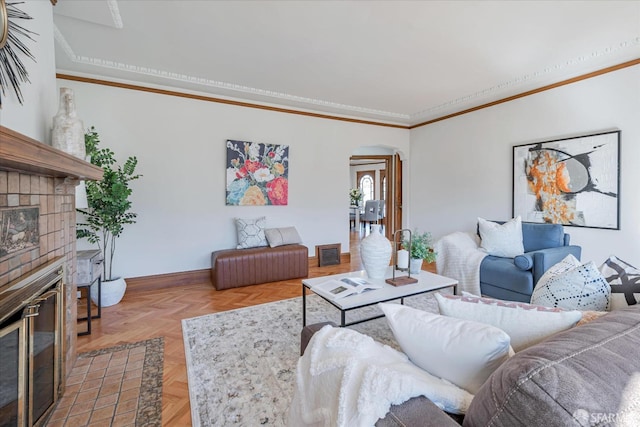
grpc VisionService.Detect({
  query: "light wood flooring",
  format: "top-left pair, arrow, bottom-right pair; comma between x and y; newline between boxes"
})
76,228 -> 434,425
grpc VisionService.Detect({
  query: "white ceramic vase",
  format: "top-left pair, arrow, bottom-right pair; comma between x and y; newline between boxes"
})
52,87 -> 86,159
360,224 -> 392,279
91,277 -> 127,307
409,258 -> 423,274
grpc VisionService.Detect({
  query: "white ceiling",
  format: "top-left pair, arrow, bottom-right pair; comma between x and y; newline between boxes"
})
53,1 -> 640,126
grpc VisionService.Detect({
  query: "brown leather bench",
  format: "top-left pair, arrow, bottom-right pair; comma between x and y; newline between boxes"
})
210,244 -> 309,290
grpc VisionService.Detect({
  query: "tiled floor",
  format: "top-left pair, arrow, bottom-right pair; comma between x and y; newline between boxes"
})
46,345 -> 146,427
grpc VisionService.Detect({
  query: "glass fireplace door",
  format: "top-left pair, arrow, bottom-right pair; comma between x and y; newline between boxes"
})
27,289 -> 60,427
0,319 -> 26,427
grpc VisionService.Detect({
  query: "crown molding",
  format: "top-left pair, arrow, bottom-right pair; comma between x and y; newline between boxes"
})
57,56 -> 639,132
409,58 -> 640,129
53,25 -> 75,60
52,27 -> 409,122
107,0 -> 123,29
55,73 -> 410,129
410,36 -> 640,121
53,21 -> 639,127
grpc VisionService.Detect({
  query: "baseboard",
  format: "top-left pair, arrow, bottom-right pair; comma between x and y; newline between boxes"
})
307,252 -> 351,269
127,253 -> 353,292
125,269 -> 211,292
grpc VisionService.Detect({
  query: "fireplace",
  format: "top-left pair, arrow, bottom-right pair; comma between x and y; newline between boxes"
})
0,258 -> 64,427
0,125 -> 103,426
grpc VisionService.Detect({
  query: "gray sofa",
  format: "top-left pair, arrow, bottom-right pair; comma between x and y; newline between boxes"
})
479,222 -> 582,302
301,305 -> 640,426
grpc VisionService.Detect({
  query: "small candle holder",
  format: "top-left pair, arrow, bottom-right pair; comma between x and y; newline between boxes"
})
386,229 -> 419,287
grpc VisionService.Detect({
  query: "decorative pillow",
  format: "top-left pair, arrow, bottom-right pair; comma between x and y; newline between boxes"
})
264,226 -> 302,248
379,303 -> 512,394
536,253 -> 581,283
531,256 -> 610,311
477,216 -> 525,258
575,310 -> 608,327
435,293 -> 582,352
235,217 -> 268,249
599,255 -> 640,310
293,325 -> 474,421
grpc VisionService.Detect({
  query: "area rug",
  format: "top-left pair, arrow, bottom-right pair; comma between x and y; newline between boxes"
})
51,337 -> 164,427
182,293 -> 440,427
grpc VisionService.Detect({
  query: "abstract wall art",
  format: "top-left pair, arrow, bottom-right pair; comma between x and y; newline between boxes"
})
226,140 -> 289,206
513,130 -> 620,230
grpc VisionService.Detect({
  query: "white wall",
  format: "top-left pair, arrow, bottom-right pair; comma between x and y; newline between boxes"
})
60,79 -> 410,278
0,1 -> 57,142
409,65 -> 640,266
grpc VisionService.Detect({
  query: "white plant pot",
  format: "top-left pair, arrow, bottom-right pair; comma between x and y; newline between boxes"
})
91,277 -> 127,307
409,258 -> 423,274
360,224 -> 392,279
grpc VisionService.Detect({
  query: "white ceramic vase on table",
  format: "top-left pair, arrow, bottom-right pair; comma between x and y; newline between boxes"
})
360,224 -> 392,279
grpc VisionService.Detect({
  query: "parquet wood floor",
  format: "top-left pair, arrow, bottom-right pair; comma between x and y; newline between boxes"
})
76,231 -> 366,425
76,229 -> 436,425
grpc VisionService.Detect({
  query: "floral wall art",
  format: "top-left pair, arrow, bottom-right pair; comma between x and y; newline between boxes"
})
226,140 -> 289,206
512,130 -> 620,230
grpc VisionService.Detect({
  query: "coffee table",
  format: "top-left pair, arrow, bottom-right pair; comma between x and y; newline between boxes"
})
302,267 -> 458,327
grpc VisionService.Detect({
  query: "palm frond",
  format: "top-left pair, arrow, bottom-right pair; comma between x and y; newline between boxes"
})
0,1 -> 36,106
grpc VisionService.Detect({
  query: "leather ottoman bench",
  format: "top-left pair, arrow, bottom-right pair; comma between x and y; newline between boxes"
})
211,244 -> 309,290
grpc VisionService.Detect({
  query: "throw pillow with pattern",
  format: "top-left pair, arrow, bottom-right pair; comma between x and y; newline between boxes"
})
235,217 -> 268,249
531,255 -> 610,311
599,255 -> 640,310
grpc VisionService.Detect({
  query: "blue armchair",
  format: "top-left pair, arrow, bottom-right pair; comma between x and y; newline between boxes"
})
479,222 -> 581,302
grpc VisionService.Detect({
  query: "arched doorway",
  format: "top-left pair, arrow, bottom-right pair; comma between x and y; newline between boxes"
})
349,150 -> 405,242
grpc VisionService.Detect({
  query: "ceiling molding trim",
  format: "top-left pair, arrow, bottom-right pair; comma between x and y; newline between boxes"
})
411,36 -> 640,119
56,58 -> 638,132
107,0 -> 123,29
55,73 -> 410,129
53,32 -> 409,121
409,58 -> 640,129
53,23 -> 637,124
53,25 -> 76,61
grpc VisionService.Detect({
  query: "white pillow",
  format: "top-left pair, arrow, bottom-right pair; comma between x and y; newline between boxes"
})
599,255 -> 640,310
379,303 -> 512,394
291,325 -> 474,425
531,255 -> 611,311
235,217 -> 268,249
537,253 -> 581,283
477,216 -> 525,258
435,293 -> 582,352
264,226 -> 302,248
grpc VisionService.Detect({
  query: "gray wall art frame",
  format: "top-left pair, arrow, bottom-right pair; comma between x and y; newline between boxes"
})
512,130 -> 620,230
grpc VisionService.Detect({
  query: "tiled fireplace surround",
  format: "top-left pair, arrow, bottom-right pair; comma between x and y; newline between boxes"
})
0,125 -> 103,388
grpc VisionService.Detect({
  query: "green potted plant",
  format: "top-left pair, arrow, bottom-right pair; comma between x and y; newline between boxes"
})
403,229 -> 437,274
77,126 -> 141,307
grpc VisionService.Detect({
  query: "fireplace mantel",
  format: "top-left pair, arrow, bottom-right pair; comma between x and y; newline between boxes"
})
0,125 -> 103,180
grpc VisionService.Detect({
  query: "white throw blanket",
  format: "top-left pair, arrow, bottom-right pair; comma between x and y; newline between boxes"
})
288,326 -> 473,427
434,231 -> 487,296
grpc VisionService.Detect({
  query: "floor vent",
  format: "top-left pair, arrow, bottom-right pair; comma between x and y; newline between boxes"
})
316,243 -> 341,267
